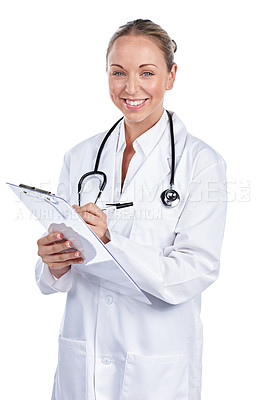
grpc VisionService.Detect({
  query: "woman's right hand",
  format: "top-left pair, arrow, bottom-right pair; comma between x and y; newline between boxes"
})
37,232 -> 83,279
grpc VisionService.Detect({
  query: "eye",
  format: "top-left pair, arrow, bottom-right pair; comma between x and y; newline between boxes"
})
142,71 -> 154,77
113,71 -> 125,77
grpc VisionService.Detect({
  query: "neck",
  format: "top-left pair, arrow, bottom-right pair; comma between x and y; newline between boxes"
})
124,109 -> 164,146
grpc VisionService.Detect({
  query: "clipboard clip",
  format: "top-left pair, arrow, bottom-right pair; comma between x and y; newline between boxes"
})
18,184 -> 66,218
19,183 -> 59,205
19,184 -> 55,196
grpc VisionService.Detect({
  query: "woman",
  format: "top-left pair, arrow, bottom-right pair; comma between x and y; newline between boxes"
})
36,19 -> 227,400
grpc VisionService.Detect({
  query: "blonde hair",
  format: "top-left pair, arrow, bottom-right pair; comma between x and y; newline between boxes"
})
106,19 -> 177,72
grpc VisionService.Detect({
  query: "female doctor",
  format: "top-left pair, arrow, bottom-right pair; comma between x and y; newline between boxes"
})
36,19 -> 227,400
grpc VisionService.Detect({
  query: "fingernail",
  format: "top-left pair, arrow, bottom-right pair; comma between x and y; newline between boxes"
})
57,233 -> 62,240
78,259 -> 83,264
75,251 -> 80,257
66,242 -> 72,248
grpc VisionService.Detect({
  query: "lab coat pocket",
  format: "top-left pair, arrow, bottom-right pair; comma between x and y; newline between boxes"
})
120,353 -> 188,400
54,336 -> 88,400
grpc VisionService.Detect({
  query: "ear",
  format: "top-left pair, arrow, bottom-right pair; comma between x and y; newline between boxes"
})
166,63 -> 177,90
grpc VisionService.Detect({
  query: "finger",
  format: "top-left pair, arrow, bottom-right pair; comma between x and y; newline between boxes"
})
37,232 -> 63,247
38,239 -> 75,257
38,240 -> 77,257
77,211 -> 99,226
78,203 -> 104,218
46,240 -> 75,255
48,257 -> 84,270
43,250 -> 82,264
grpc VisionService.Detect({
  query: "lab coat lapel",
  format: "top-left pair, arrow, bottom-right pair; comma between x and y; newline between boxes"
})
108,112 -> 188,232
96,125 -> 120,206
107,135 -> 171,233
119,139 -> 171,204
118,112 -> 188,203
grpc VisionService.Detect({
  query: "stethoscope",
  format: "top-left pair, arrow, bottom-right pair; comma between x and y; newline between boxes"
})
78,110 -> 180,208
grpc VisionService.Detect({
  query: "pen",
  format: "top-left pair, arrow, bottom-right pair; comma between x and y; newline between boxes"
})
101,202 -> 133,211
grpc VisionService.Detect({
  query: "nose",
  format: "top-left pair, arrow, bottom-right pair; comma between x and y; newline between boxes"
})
125,74 -> 139,95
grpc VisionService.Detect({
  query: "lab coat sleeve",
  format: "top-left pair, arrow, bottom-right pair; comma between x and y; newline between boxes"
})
35,152 -> 74,294
35,258 -> 72,294
105,160 -> 227,305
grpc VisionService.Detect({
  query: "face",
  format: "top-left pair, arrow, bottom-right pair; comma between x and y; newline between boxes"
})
107,35 -> 177,131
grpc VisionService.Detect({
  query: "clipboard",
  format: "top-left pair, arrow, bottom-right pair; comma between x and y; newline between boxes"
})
7,182 -> 151,305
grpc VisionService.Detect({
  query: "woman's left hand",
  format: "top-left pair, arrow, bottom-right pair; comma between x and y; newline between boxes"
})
72,203 -> 110,244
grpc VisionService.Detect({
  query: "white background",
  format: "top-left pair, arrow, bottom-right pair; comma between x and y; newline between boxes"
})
1,0 -> 265,398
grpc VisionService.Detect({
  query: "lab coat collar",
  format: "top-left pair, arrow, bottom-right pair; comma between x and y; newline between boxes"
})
97,111 -> 188,204
116,110 -> 169,158
118,111 -> 188,199
107,111 -> 188,231
116,121 -> 126,154
135,110 -> 169,157
115,110 -> 187,157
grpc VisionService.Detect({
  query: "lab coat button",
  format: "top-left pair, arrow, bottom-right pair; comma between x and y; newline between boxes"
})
105,295 -> 113,305
102,356 -> 111,365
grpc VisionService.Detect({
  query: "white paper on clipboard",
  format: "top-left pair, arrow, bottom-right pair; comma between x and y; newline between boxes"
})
7,182 -> 151,305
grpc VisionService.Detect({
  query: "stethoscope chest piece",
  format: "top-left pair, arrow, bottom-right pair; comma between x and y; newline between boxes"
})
161,188 -> 180,207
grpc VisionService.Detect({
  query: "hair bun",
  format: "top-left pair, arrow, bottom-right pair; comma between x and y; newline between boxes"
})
172,39 -> 177,53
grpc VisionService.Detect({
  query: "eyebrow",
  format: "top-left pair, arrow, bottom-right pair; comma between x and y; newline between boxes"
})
110,63 -> 158,69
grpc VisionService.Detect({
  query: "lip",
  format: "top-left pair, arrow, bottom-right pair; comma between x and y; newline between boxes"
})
122,98 -> 148,110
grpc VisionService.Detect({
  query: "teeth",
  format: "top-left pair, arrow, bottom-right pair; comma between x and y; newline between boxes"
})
126,99 -> 145,106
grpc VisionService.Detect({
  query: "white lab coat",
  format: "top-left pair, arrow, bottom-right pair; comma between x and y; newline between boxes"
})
35,111 -> 227,400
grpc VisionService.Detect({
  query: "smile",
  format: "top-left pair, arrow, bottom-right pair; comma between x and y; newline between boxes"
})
126,99 -> 145,105
122,98 -> 148,109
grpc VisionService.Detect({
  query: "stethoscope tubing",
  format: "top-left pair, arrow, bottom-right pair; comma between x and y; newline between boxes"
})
78,110 -> 179,207
166,110 -> 175,188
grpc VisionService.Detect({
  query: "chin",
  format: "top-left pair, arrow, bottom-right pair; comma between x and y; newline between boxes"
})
124,108 -> 163,126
